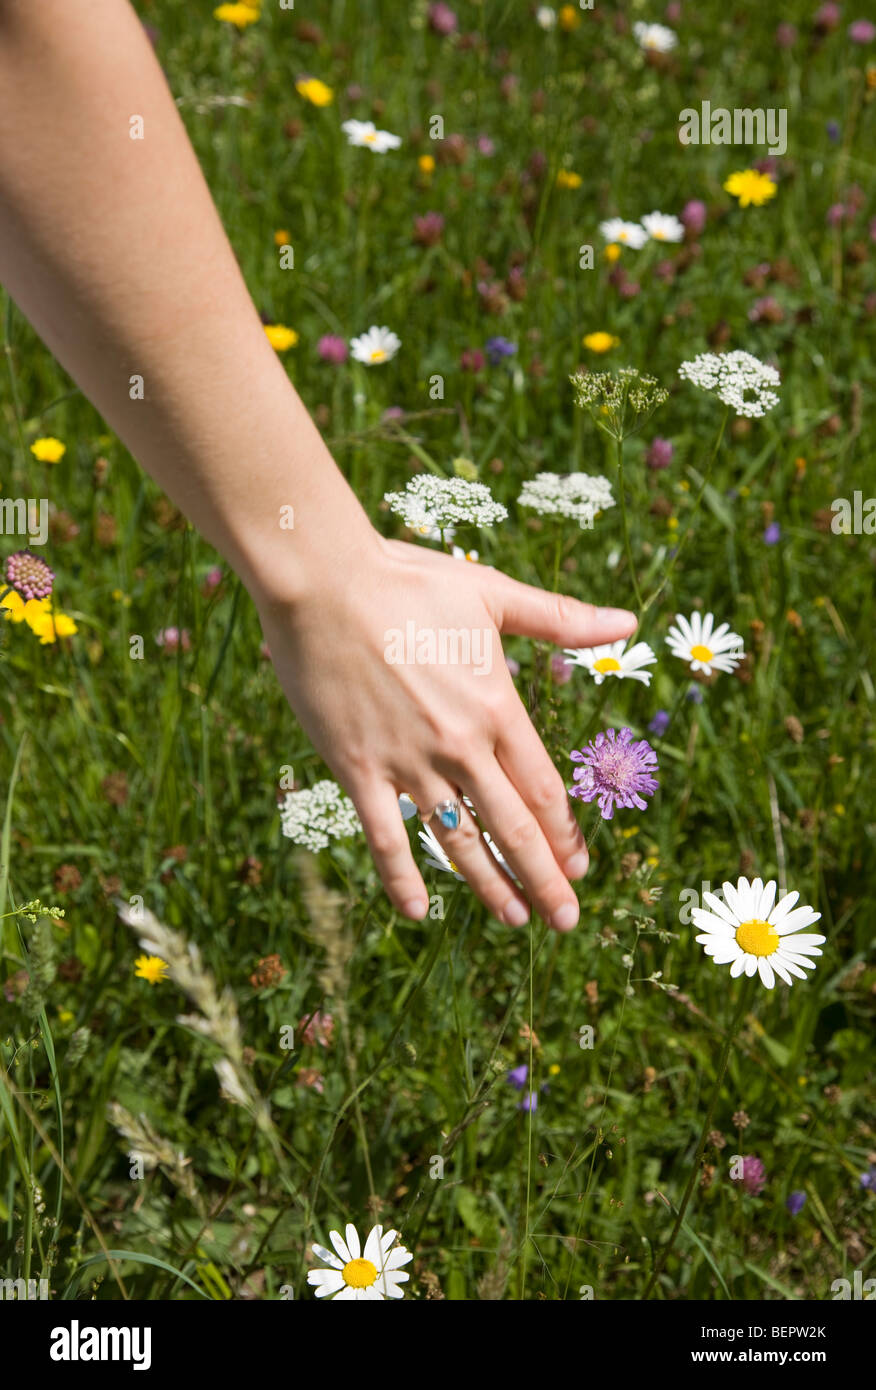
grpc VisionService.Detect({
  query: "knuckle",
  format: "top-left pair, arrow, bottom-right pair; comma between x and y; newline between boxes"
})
502,817 -> 539,854
367,824 -> 406,860
528,772 -> 563,814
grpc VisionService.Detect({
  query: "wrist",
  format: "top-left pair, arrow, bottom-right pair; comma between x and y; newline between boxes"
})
240,493 -> 385,615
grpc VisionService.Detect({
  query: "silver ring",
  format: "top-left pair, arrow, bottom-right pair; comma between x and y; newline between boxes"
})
419,797 -> 462,831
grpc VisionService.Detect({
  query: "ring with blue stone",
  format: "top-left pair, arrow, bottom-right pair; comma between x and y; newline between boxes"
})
421,797 -> 463,831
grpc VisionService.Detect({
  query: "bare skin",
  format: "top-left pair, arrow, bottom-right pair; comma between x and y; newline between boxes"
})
0,0 -> 637,929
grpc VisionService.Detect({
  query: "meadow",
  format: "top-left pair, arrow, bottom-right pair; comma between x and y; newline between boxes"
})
1,0 -> 874,1302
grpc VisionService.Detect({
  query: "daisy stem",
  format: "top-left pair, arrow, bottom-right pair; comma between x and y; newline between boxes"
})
615,433 -> 645,610
641,404 -> 730,619
641,983 -> 750,1299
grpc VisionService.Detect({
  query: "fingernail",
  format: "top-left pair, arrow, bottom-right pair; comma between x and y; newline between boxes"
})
565,850 -> 589,879
598,606 -> 636,623
402,897 -> 428,920
551,901 -> 579,932
502,898 -> 530,927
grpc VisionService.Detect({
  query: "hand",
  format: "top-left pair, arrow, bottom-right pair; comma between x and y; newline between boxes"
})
257,535 -> 637,931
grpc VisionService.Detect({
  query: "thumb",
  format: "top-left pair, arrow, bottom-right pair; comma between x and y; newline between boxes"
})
484,569 -> 638,647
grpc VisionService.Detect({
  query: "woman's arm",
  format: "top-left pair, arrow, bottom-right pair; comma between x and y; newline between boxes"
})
0,0 -> 637,931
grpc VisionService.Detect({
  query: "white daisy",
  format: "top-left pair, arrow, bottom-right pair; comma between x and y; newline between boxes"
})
341,119 -> 402,153
598,218 -> 648,249
535,6 -> 556,28
307,1222 -> 413,1300
350,324 -> 401,366
666,611 -> 744,676
398,793 -> 418,821
632,21 -> 678,53
692,877 -> 825,990
452,545 -> 479,562
418,821 -> 512,880
563,639 -> 657,686
641,210 -> 685,243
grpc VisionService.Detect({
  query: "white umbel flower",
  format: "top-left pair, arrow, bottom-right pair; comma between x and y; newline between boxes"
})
350,324 -> 401,365
307,1223 -> 413,1300
633,21 -> 678,52
341,119 -> 402,153
517,471 -> 615,528
599,218 -> 648,249
666,612 -> 744,676
678,350 -> 780,418
641,210 -> 685,243
563,639 -> 657,686
279,780 -> 362,851
692,877 -> 825,990
384,474 -> 508,530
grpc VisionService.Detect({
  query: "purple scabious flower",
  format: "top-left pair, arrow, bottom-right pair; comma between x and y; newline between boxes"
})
569,727 -> 659,821
507,1063 -> 528,1090
5,550 -> 54,601
519,1090 -> 538,1112
763,521 -> 781,544
786,1191 -> 806,1215
848,19 -> 876,43
648,709 -> 671,737
734,1155 -> 766,1195
486,335 -> 517,366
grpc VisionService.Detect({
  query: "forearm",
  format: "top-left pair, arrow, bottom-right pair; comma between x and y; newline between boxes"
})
0,0 -> 375,602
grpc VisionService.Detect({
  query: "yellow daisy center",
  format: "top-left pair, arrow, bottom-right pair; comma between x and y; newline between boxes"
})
370,348 -> 386,361
448,859 -> 458,873
690,644 -> 714,662
593,656 -> 622,674
735,919 -> 779,957
343,1257 -> 378,1288
364,132 -> 377,143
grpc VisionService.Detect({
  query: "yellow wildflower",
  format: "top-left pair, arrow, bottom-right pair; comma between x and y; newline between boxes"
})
135,955 -> 170,985
213,3 -> 260,28
1,590 -> 26,622
559,4 -> 581,29
295,77 -> 334,107
556,169 -> 582,189
723,169 -> 777,208
418,154 -> 435,174
28,608 -> 78,643
264,324 -> 299,351
274,229 -> 291,245
603,243 -> 622,263
30,437 -> 66,464
582,331 -> 619,353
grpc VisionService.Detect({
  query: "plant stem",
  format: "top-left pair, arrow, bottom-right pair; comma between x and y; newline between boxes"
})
642,404 -> 729,618
642,984 -> 750,1299
616,434 -> 644,609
